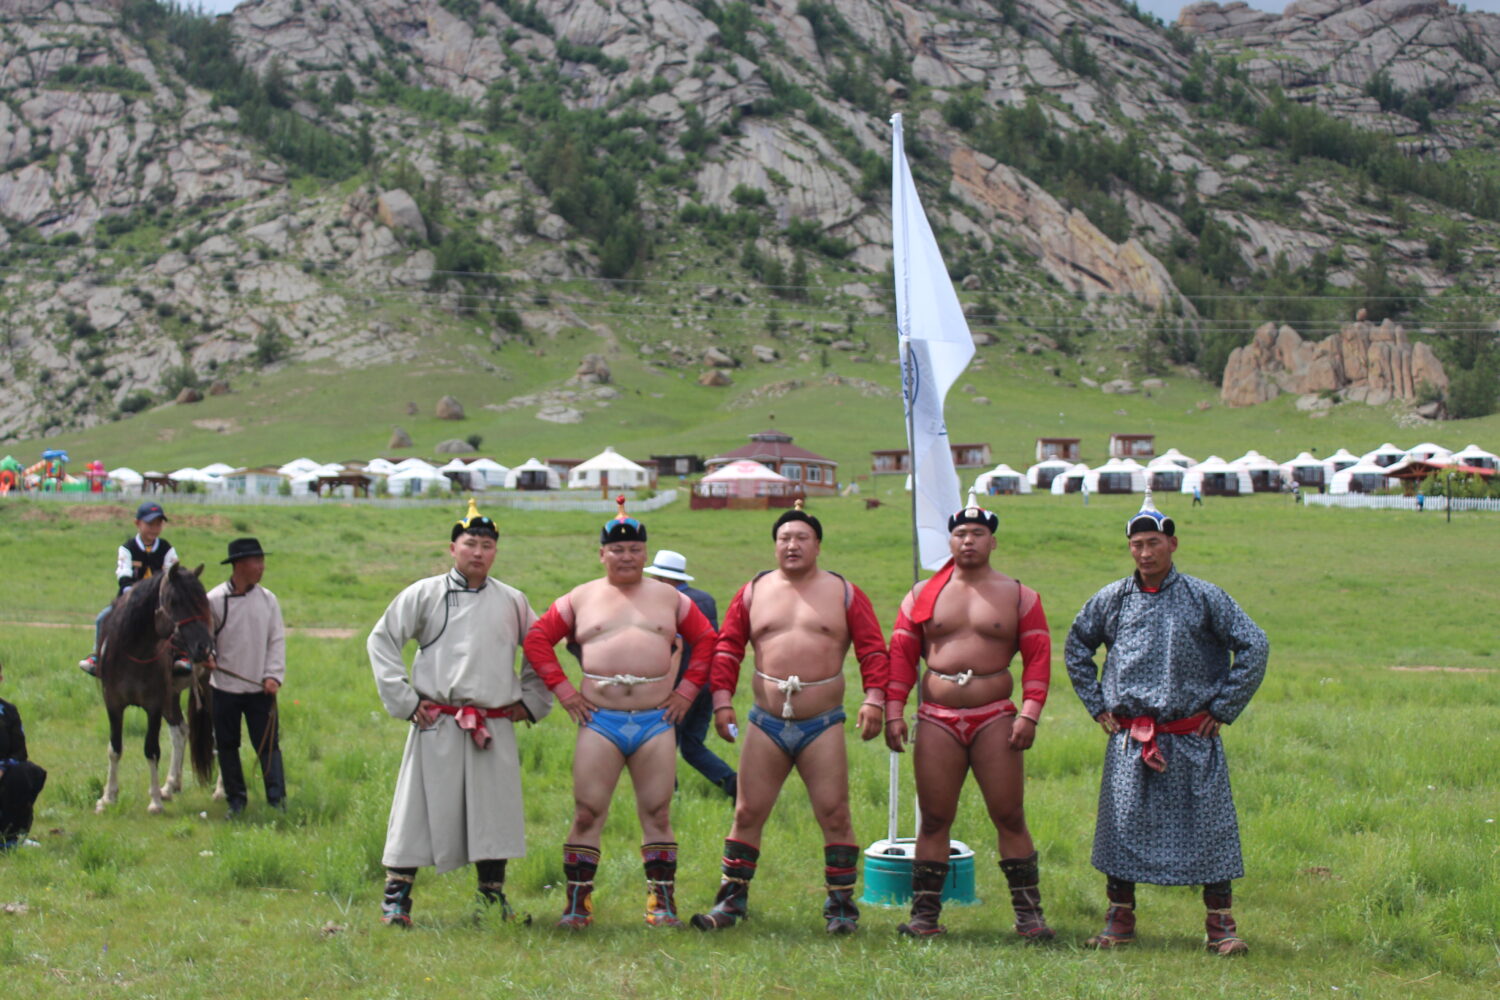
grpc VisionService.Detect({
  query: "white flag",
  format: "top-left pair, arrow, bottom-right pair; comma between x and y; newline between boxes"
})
892,113 -> 976,570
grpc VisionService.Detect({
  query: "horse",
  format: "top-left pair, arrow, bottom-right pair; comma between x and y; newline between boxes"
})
94,563 -> 217,814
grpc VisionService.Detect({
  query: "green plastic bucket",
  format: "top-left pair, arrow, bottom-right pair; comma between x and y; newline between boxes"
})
860,838 -> 978,907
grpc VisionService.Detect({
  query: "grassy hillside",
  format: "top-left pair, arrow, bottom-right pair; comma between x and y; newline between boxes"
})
11,299 -> 1500,480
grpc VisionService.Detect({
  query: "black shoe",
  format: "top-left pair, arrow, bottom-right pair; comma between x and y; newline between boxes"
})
227,802 -> 246,818
720,774 -> 738,801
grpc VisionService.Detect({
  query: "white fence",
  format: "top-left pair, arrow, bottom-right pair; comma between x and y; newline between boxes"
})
1304,494 -> 1500,512
7,489 -> 680,514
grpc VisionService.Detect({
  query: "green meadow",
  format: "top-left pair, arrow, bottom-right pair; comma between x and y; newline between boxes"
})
0,494 -> 1496,999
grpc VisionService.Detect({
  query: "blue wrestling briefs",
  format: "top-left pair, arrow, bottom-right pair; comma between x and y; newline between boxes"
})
584,707 -> 674,757
748,704 -> 846,759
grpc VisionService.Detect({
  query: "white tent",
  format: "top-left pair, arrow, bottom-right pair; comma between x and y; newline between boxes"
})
697,460 -> 793,498
1281,451 -> 1331,489
567,447 -> 651,490
1233,450 -> 1284,492
199,462 -> 236,477
1452,444 -> 1499,471
1404,442 -> 1449,463
1330,457 -> 1393,495
1361,442 -> 1407,468
1155,447 -> 1196,469
108,466 -> 143,490
504,457 -> 561,491
1026,458 -> 1074,490
278,458 -> 321,476
1326,447 -> 1360,473
169,467 -> 224,489
974,463 -> 1032,495
466,458 -> 510,489
1181,456 -> 1252,496
1051,463 -> 1091,495
387,463 -> 448,497
365,458 -> 398,476
1090,457 -> 1147,494
1145,455 -> 1187,492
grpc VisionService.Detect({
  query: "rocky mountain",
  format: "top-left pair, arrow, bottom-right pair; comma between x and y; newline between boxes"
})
1,0 -> 1497,442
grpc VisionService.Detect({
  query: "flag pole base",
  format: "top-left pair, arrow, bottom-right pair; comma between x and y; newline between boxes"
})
859,838 -> 980,907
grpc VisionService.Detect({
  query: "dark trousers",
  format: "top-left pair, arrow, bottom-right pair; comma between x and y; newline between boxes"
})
677,686 -> 734,789
0,760 -> 47,844
212,690 -> 285,808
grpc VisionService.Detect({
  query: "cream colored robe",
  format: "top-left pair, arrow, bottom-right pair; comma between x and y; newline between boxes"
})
368,570 -> 552,872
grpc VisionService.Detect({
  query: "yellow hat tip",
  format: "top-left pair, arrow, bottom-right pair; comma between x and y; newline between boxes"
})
464,496 -> 480,521
794,498 -> 805,512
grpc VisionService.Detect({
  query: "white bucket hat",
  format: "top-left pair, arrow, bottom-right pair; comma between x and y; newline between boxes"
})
643,549 -> 693,582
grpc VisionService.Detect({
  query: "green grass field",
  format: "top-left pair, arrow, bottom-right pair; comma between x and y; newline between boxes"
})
1,494 -> 1496,999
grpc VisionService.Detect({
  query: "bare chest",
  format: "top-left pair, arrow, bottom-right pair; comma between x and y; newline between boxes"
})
926,582 -> 1019,643
749,575 -> 847,642
572,584 -> 675,642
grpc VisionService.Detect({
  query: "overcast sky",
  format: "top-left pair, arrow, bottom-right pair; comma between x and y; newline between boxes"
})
191,0 -> 1500,27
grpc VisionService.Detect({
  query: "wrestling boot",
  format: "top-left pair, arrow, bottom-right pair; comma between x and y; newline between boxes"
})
896,860 -> 949,938
1204,881 -> 1248,956
475,859 -> 521,923
691,839 -> 758,930
822,843 -> 860,935
1084,877 -> 1137,949
1000,852 -> 1056,941
380,868 -> 416,928
557,844 -> 599,930
642,842 -> 684,928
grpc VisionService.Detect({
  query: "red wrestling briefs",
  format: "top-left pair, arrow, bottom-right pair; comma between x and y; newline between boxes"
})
917,699 -> 1017,748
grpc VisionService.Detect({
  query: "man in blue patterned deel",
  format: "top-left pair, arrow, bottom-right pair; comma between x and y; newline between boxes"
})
1065,489 -> 1268,956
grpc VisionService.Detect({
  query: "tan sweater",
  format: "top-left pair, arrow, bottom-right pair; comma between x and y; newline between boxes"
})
206,581 -> 286,694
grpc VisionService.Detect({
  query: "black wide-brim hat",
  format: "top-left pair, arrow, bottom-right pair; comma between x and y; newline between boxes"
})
221,537 -> 269,563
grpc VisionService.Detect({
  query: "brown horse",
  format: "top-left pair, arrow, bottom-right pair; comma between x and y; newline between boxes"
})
94,563 -> 216,814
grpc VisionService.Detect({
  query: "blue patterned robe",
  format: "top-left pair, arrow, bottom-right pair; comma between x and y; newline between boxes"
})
1065,566 -> 1268,885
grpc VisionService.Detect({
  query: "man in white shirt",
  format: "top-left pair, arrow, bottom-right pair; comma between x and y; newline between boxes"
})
206,538 -> 286,817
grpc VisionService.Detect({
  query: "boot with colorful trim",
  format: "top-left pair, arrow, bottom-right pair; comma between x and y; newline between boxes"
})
475,859 -> 522,923
691,839 -> 758,930
642,841 -> 683,928
822,843 -> 860,935
1204,882 -> 1248,956
1000,852 -> 1055,941
557,844 -> 599,930
380,868 -> 416,928
896,860 -> 949,937
1084,877 -> 1136,949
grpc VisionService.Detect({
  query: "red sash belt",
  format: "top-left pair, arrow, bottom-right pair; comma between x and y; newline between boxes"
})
433,704 -> 514,749
1112,713 -> 1210,773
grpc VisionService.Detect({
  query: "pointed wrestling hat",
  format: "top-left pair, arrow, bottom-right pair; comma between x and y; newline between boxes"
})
601,494 -> 647,545
771,498 -> 822,541
1126,486 -> 1175,537
948,491 -> 998,533
452,496 -> 499,541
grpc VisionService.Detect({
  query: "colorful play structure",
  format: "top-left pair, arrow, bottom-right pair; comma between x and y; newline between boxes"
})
0,451 -> 107,495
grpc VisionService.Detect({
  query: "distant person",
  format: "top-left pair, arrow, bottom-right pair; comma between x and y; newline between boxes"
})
1192,484 -> 1203,507
884,495 -> 1054,940
642,549 -> 737,800
692,501 -> 887,935
1416,492 -> 1424,512
80,501 -> 188,678
1081,482 -> 1090,506
206,538 -> 287,817
367,500 -> 553,927
0,661 -> 46,850
524,499 -> 717,930
1065,490 -> 1268,956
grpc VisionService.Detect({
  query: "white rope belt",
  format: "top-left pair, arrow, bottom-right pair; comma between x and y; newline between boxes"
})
755,670 -> 840,718
931,669 -> 975,686
582,671 -> 667,688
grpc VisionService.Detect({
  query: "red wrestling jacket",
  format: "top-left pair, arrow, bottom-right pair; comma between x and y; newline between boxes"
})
523,589 -> 717,702
709,571 -> 889,710
886,560 -> 1051,714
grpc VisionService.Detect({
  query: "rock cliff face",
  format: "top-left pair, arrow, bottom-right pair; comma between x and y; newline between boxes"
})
1180,0 -> 1500,143
1221,318 -> 1448,407
0,0 -> 1495,440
